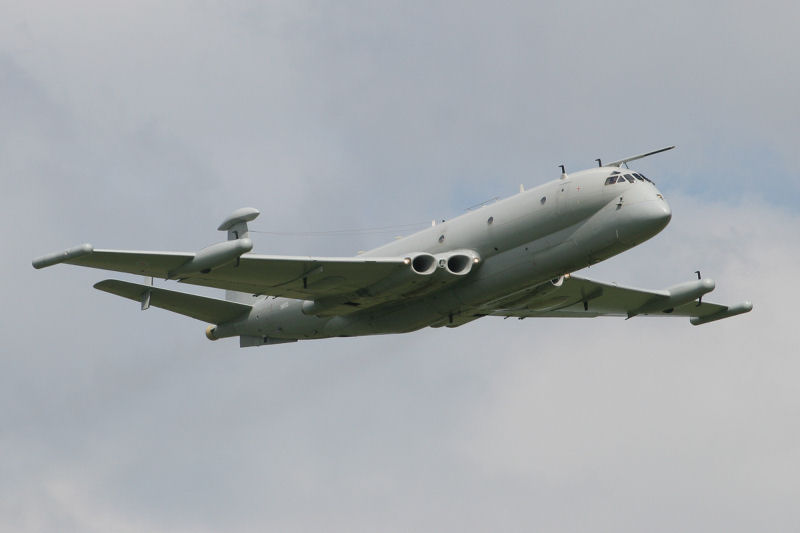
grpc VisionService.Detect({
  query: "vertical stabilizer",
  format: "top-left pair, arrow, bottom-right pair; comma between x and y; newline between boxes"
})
217,207 -> 261,303
217,207 -> 260,240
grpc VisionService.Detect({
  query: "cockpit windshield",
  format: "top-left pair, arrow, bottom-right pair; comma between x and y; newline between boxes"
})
604,171 -> 655,185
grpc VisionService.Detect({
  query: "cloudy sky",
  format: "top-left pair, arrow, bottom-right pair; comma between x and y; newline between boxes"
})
2,1 -> 799,531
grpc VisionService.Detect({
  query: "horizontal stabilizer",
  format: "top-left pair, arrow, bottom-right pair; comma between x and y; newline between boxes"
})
94,279 -> 252,324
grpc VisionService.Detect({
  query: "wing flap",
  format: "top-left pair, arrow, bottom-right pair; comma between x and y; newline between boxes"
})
94,279 -> 251,324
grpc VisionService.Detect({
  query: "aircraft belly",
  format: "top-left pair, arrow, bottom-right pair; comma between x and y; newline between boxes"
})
451,224 -> 603,311
234,297 -> 330,340
452,246 -> 562,310
323,303 -> 444,336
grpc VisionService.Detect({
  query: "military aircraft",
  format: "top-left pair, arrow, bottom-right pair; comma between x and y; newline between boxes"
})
33,146 -> 752,347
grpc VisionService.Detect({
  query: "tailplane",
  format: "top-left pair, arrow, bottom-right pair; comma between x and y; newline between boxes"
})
94,279 -> 251,324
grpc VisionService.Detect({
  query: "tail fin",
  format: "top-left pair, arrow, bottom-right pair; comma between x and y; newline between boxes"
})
217,207 -> 261,304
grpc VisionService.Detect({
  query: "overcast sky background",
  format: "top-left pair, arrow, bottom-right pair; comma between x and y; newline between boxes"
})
2,1 -> 799,531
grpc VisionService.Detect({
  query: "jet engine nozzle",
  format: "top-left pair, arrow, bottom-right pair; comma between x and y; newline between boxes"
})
409,253 -> 437,275
435,250 -> 481,276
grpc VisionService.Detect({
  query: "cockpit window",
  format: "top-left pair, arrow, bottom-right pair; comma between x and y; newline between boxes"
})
606,172 -> 650,185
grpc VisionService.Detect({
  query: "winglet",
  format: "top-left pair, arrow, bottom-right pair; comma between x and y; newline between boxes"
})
606,146 -> 675,168
32,243 -> 94,269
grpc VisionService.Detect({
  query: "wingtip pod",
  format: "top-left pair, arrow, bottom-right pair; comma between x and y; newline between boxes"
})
690,301 -> 753,326
32,243 -> 93,269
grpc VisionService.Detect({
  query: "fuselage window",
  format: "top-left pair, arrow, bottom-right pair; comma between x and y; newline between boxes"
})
605,176 -> 617,185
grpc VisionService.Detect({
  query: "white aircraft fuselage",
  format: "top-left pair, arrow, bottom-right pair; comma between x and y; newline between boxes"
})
210,166 -> 671,341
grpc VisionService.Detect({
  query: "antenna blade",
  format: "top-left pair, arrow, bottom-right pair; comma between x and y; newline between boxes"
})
606,146 -> 675,167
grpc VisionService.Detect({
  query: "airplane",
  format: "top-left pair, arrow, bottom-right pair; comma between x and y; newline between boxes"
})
32,146 -> 752,347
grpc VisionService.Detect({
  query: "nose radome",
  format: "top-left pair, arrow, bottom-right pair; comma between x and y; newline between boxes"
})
618,197 -> 672,245
643,199 -> 671,235
655,199 -> 672,227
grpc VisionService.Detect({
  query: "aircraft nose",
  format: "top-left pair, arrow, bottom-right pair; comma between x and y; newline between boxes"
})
653,199 -> 672,228
618,196 -> 672,244
640,198 -> 671,235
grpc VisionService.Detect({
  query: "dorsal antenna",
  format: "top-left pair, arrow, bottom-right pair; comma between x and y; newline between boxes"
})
595,158 -> 602,167
606,146 -> 675,168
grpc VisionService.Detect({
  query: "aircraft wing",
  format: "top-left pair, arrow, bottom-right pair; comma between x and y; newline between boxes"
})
176,253 -> 407,299
32,244 -> 409,300
488,274 -> 752,325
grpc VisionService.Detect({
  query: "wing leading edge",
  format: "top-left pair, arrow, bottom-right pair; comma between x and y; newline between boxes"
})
488,274 -> 752,325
